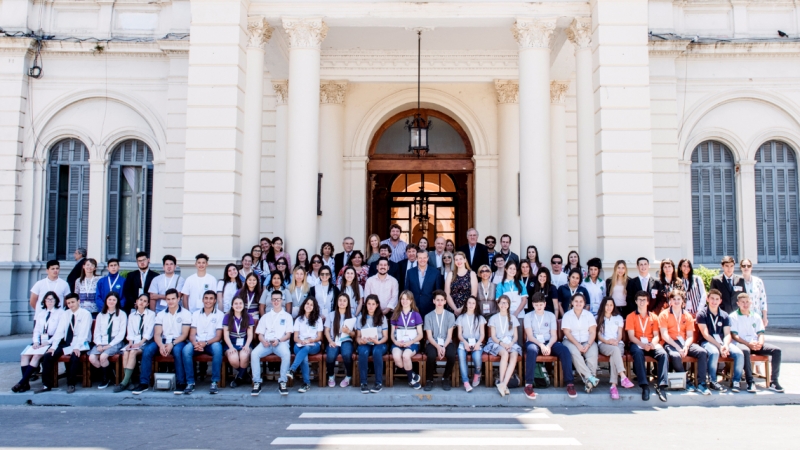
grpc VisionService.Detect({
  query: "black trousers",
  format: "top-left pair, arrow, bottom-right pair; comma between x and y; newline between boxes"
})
425,342 -> 456,381
41,343 -> 81,388
737,342 -> 781,384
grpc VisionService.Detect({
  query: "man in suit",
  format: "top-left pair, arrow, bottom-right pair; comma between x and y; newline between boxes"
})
122,251 -> 159,313
368,244 -> 399,279
395,244 -> 418,293
404,250 -> 443,317
431,237 -> 447,274
66,247 -> 87,294
625,257 -> 657,318
457,228 -> 489,270
334,236 -> 355,276
711,255 -> 746,313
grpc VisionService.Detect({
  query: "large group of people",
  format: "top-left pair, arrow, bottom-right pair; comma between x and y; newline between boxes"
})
13,228 -> 783,401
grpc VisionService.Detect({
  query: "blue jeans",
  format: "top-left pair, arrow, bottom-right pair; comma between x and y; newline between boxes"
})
525,341 -> 574,385
182,341 -> 223,384
291,342 -> 321,384
357,343 -> 387,385
251,342 -> 291,383
139,340 -> 189,385
326,340 -> 354,378
708,342 -> 745,383
457,344 -> 483,383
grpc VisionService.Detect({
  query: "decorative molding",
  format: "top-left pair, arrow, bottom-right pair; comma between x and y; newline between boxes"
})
282,17 -> 328,49
247,16 -> 274,49
494,79 -> 519,104
272,80 -> 288,105
320,80 -> 348,104
649,39 -> 800,58
511,18 -> 557,49
566,18 -> 592,51
550,81 -> 569,104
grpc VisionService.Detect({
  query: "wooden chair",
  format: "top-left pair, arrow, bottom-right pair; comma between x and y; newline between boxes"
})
352,354 -> 392,386
53,353 -> 92,388
386,353 -> 426,388
719,354 -> 771,385
193,353 -> 226,387
260,354 -> 293,386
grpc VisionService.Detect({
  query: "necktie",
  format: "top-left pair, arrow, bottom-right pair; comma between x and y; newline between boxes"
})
727,278 -> 733,292
65,314 -> 75,344
107,316 -> 114,341
138,314 -> 144,337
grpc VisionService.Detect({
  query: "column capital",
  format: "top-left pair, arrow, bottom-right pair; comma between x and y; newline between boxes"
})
272,80 -> 288,105
494,79 -> 519,104
566,17 -> 592,50
550,81 -> 569,104
320,80 -> 348,104
511,18 -> 557,49
247,16 -> 274,49
282,17 -> 328,49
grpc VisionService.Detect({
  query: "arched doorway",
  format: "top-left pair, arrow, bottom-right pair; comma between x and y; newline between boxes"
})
368,108 -> 473,247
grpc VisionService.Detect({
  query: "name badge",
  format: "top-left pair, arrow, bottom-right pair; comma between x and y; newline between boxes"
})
235,337 -> 244,347
437,338 -> 445,346
335,336 -> 342,346
650,289 -> 658,299
536,334 -> 545,343
734,286 -> 743,292
640,337 -> 649,345
468,338 -> 477,347
713,333 -> 723,345
482,303 -> 490,314
501,336 -> 512,345
165,335 -> 174,344
160,299 -> 167,307
677,337 -> 685,347
100,336 -> 109,345
398,329 -> 416,342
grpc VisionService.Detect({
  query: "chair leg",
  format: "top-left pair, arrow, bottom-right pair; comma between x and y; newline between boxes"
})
387,360 -> 394,388
353,360 -> 359,386
220,359 -> 226,388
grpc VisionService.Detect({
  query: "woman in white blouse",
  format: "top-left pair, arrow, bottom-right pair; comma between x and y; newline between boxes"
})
595,297 -> 634,399
13,291 -> 63,392
115,294 -> 155,392
88,292 -> 128,389
339,266 -> 364,316
561,293 -> 600,393
216,263 -> 242,313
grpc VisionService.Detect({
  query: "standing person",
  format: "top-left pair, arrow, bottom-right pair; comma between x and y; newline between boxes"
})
181,253 -> 217,313
524,245 -> 542,275
441,252 -> 455,281
320,242 -> 336,281
235,272 -> 262,321
250,290 -> 293,396
88,292 -> 128,389
251,245 -> 267,283
484,295 -> 521,397
390,291 -> 424,390
223,297 -> 253,388
496,261 -> 528,334
396,244 -> 418,292
549,254 -> 568,288
364,258 -> 399,315
423,290 -> 457,391
182,291 -> 224,394
431,237 -> 446,273
381,224 -> 408,263
294,249 -> 310,272
523,292 -> 576,400
260,271 -> 290,317
114,294 -> 155,392
561,293 -> 600,393
626,290 -> 669,402
658,290 -> 710,395
445,239 -> 455,254
606,260 -> 629,311
215,263 -> 242,314
519,261 -> 535,302
334,237 -> 355,278
490,254 -> 506,285
696,289 -> 740,392
149,255 -> 184,313
528,267 -> 559,316
565,251 -> 585,279
346,251 -> 369,288
417,236 -> 429,252
595,297 -> 635,399
132,289 -> 191,395
476,264 -> 497,321
710,256 -> 746,314
286,266 -> 310,318
260,237 -> 275,272
338,266 -> 364,316
406,250 -> 444,318
581,258 -> 605,317
307,254 -> 324,287
238,253 -> 255,280
484,235 -> 496,267
457,228 -> 490,270
75,258 -> 99,315
38,293 -> 92,393
66,247 -> 87,294
272,236 -> 291,269
288,297 -> 323,393
275,257 -> 293,288
445,251 -> 477,316
456,296 -> 485,392
29,260 -> 71,311
557,269 -> 590,318
95,259 -> 125,313
368,244 -> 399,278
653,259 -> 680,315
740,259 -> 768,326
366,233 -> 382,265
356,294 -> 389,393
492,235 -> 520,273
325,294 -> 356,388
625,257 -> 657,318
730,292 -> 783,393
122,251 -> 159,314
13,292 -> 63,393
678,259 -> 707,316
308,266 -> 339,321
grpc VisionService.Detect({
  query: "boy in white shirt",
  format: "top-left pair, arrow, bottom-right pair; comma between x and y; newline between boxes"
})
38,293 -> 92,393
149,255 -> 185,313
182,290 -> 224,394
250,290 -> 294,396
730,292 -> 783,393
29,260 -> 71,311
181,253 -> 217,313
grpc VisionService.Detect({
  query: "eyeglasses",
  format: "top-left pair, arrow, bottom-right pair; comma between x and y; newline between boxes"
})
312,261 -> 322,265
552,261 -> 562,265
741,264 -> 752,268
277,262 -> 287,266
443,257 -> 452,260
479,270 -> 490,274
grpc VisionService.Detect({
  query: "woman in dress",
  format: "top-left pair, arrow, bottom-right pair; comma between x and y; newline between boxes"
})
366,234 -> 381,266
13,291 -> 63,392
484,295 -> 521,397
605,260 -> 629,310
445,251 -> 477,316
76,258 -> 99,315
216,263 -> 242,313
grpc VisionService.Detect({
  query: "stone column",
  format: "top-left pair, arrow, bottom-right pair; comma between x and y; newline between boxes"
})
86,158 -> 107,258
678,160 -> 694,257
567,18 -> 597,259
272,80 -> 288,240
737,160 -> 758,263
495,80 -> 521,253
317,80 -> 347,246
550,81 -> 569,256
241,17 -> 273,253
512,18 -> 556,258
283,17 -> 327,255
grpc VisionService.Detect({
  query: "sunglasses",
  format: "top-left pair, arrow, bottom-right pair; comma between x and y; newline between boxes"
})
479,269 -> 490,274
277,262 -> 287,266
312,261 -> 322,264
552,261 -> 562,265
486,241 -> 495,244
741,264 -> 752,268
444,257 -> 452,260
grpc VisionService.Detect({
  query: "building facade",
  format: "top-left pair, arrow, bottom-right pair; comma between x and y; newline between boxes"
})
1,0 -> 799,333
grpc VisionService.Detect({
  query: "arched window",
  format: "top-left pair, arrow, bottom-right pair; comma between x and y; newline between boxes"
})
107,139 -> 154,261
45,139 -> 90,260
691,141 -> 737,263
755,140 -> 800,263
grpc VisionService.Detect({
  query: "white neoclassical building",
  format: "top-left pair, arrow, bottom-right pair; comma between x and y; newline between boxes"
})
1,0 -> 800,333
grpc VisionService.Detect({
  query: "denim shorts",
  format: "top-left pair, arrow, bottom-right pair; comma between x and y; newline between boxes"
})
392,343 -> 419,353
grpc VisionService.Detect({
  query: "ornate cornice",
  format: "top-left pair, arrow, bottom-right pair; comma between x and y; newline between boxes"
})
550,81 -> 569,104
273,80 -> 288,105
566,18 -> 592,50
511,18 -> 556,49
282,17 -> 328,49
320,80 -> 347,104
247,16 -> 274,49
494,79 -> 519,104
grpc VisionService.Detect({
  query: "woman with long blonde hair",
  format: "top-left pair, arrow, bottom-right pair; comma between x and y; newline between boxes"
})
287,266 -> 310,318
605,260 -> 628,311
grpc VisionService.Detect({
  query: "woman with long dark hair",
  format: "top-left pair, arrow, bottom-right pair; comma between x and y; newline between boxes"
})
88,292 -> 128,388
484,295 -> 520,397
678,258 -> 707,316
216,263 -> 242,313
325,293 -> 355,388
260,271 -> 290,317
13,292 -> 63,392
495,261 -> 528,321
654,258 -> 681,315
294,248 -> 310,272
596,297 -> 634,399
272,236 -> 291,269
288,297 -> 323,393
529,267 -> 559,315
525,246 -> 543,275
223,297 -> 253,387
275,257 -> 292,288
308,266 -> 339,321
356,294 -> 389,393
566,251 -> 585,279
235,272 -> 262,321
338,266 -> 364,316
76,258 -> 99,315
557,269 -> 590,318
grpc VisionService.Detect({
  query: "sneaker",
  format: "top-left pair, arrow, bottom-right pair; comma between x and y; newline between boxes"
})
730,381 -> 740,393
746,381 -> 757,393
471,374 -> 481,388
697,384 -> 711,396
566,384 -> 577,398
298,383 -> 311,393
279,382 -> 288,395
584,380 -> 594,394
442,379 -> 451,391
34,386 -> 52,394
424,381 -> 433,392
229,378 -> 239,388
286,371 -> 294,381
361,383 -> 369,394
67,385 -> 76,394
621,377 -> 635,389
113,384 -> 127,393
524,384 -> 536,400
127,383 -> 136,391
412,373 -> 422,385
709,381 -> 727,392
251,382 -> 261,396
184,384 -> 195,395
769,382 -> 784,393
340,377 -> 350,388
11,383 -> 24,393
496,382 -> 506,397
410,377 -> 422,390
328,376 -> 336,388
174,383 -> 186,395
132,384 -> 149,395
686,384 -> 695,393
589,376 -> 600,388
655,385 -> 668,402
464,381 -> 473,393
209,382 -> 219,395
370,383 -> 383,393
610,385 -> 620,400
98,379 -> 110,390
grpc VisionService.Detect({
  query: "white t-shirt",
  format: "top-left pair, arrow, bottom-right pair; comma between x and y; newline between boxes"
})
191,309 -> 224,342
216,280 -> 239,313
181,274 -> 218,313
550,271 -> 568,288
599,315 -> 624,341
256,309 -> 294,341
30,277 -> 71,311
293,316 -> 324,346
155,306 -> 192,342
561,309 -> 596,343
148,274 -> 185,308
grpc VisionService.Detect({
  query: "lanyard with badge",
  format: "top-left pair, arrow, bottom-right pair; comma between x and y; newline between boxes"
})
638,314 -> 650,347
234,316 -> 244,347
535,313 -> 547,343
499,315 -> 512,344
266,312 -> 281,342
709,311 -> 723,345
108,273 -> 120,292
435,312 -> 446,346
398,312 -> 417,343
480,282 -> 491,314
163,310 -> 179,344
673,311 -> 685,347
467,314 -> 478,347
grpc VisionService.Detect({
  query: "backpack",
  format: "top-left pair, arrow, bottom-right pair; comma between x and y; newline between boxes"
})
533,362 -> 551,389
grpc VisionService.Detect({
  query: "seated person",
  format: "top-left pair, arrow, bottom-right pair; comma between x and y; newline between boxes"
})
88,292 -> 128,389
325,293 -> 357,388
223,297 -> 254,388
696,289 -> 743,392
561,293 -> 599,394
14,291 -> 63,393
456,296 -> 485,392
423,290 -> 457,392
658,290 -> 710,395
287,297 -> 323,393
626,290 -> 669,402
39,293 -> 92,393
250,290 -> 293,396
182,290 -> 224,394
390,291 -> 424,390
595,297 -> 635,399
356,294 -> 389,394
523,292 -> 574,400
115,293 -> 156,392
730,292 -> 783,393
484,295 -> 522,397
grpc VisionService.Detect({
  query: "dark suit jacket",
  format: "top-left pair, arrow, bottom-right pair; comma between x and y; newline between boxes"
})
122,269 -> 160,312
710,274 -> 746,314
491,251 -> 520,273
405,266 -> 443,317
66,258 -> 86,294
625,275 -> 658,317
368,259 -> 398,279
395,259 -> 417,293
457,243 -> 490,271
333,252 -> 351,279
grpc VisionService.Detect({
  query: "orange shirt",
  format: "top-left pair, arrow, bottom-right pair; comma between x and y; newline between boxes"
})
625,311 -> 659,341
657,309 -> 694,341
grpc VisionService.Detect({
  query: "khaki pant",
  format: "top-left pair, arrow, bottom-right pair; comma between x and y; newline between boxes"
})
598,342 -> 626,383
563,340 -> 598,383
